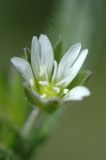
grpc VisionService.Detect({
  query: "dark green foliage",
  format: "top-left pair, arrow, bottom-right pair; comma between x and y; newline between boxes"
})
54,36 -> 63,63
68,70 -> 92,90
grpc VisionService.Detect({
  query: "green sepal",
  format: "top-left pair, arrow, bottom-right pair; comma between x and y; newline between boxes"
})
23,47 -> 31,64
24,84 -> 45,109
68,70 -> 92,90
44,98 -> 60,113
24,84 -> 61,113
54,36 -> 63,63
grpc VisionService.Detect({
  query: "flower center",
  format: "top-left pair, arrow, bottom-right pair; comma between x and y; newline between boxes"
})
29,79 -> 69,100
38,81 -> 60,99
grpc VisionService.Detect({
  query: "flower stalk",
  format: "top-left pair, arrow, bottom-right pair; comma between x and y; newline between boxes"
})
21,107 -> 42,140
9,34 -> 91,159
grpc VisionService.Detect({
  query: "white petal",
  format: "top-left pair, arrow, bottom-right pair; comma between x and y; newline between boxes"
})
11,57 -> 34,85
31,36 -> 40,80
39,34 -> 54,79
55,43 -> 81,81
57,49 -> 88,87
63,86 -> 90,101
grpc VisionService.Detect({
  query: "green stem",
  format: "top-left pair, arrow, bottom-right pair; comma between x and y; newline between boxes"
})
14,107 -> 44,159
21,107 -> 42,140
15,106 -> 65,159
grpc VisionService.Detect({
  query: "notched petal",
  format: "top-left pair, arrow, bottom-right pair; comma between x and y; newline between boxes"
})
11,57 -> 34,84
63,86 -> 90,101
31,36 -> 40,79
39,34 -> 54,79
55,43 -> 81,81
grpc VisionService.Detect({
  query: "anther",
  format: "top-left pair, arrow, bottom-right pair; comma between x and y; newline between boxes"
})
40,94 -> 46,98
63,89 -> 69,94
39,81 -> 49,86
52,87 -> 60,94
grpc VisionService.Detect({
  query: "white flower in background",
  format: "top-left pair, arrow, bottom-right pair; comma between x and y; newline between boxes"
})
11,34 -> 90,112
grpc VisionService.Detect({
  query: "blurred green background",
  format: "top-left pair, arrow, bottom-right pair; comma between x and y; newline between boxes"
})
0,0 -> 106,160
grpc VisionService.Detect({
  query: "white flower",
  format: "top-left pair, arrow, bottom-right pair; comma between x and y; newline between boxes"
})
11,34 -> 90,112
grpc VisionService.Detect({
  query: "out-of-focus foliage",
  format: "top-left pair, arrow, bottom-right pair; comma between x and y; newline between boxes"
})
0,72 -> 28,147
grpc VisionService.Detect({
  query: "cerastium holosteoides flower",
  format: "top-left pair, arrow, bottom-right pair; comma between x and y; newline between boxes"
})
11,34 -> 91,113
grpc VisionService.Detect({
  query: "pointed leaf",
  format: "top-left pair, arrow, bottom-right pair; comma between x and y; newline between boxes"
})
54,36 -> 63,62
23,47 -> 31,64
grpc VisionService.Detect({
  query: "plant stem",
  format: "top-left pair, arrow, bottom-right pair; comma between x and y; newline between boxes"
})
15,107 -> 44,159
21,107 -> 42,139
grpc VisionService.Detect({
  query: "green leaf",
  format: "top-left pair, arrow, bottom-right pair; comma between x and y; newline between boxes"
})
0,73 -> 8,110
0,113 -> 26,155
68,70 -> 92,90
8,71 -> 28,127
54,36 -> 63,62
